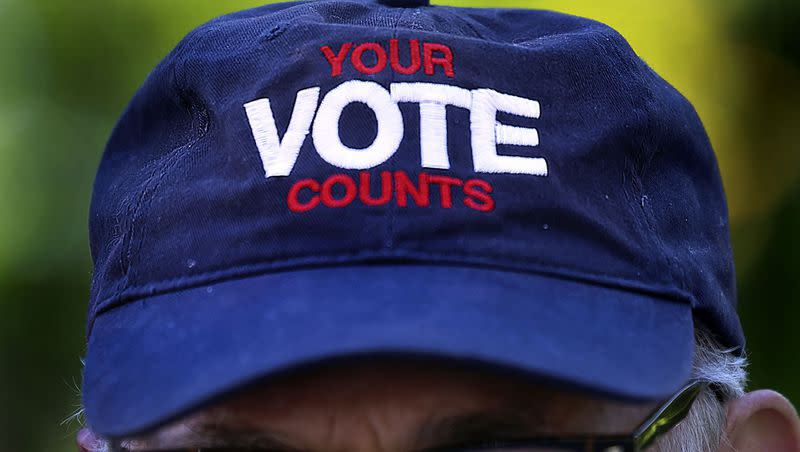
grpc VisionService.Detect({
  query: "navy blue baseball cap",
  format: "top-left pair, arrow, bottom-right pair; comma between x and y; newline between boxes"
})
83,0 -> 745,438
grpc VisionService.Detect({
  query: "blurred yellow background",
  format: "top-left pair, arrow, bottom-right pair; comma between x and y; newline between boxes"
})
1,1 -> 798,450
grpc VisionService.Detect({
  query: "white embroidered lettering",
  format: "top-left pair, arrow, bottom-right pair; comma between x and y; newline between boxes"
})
244,87 -> 320,178
391,82 -> 472,170
312,80 -> 404,170
470,89 -> 546,176
245,82 -> 547,178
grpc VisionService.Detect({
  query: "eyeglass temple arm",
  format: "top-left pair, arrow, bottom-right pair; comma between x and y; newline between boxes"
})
633,380 -> 710,450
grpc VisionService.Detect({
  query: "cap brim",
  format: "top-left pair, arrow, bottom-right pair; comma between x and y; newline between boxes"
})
84,264 -> 694,438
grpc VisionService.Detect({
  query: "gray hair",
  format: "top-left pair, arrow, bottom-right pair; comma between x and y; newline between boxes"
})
652,328 -> 748,451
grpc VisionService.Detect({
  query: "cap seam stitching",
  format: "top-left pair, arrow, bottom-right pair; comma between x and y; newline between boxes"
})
88,248 -> 694,337
628,77 -> 686,296
385,8 -> 405,250
123,27 -> 213,286
96,28 -> 213,335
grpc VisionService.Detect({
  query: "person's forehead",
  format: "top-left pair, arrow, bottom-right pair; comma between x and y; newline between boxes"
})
124,358 -> 658,450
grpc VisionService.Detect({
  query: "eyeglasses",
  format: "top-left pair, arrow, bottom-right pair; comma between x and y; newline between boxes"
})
432,381 -> 709,452
117,380 -> 709,452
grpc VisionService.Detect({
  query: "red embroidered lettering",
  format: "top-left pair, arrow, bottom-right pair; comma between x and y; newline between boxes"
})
389,39 -> 421,75
288,179 -> 321,212
464,179 -> 495,212
351,42 -> 388,75
359,171 -> 393,206
321,43 -> 353,77
395,171 -> 430,207
285,173 -> 494,213
428,175 -> 463,208
321,174 -> 358,208
320,41 -> 455,78
423,43 -> 455,77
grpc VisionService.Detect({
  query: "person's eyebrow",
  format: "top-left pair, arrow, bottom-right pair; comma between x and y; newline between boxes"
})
411,409 -> 545,451
126,422 -> 302,451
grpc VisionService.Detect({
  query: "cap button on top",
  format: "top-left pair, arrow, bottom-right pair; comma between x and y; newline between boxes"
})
377,0 -> 430,7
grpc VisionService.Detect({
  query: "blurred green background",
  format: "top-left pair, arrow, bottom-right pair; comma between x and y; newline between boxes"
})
1,0 -> 797,450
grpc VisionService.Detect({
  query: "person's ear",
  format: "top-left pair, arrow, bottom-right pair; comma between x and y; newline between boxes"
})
722,389 -> 800,451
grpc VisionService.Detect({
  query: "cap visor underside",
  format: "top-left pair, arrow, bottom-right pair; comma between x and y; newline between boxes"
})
84,264 -> 694,438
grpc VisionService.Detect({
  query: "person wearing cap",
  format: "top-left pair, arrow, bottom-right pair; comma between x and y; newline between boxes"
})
77,1 -> 800,451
